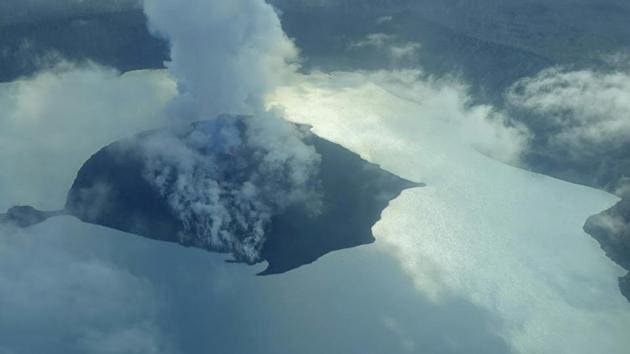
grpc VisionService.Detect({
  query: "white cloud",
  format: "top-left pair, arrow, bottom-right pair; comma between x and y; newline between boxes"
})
0,65 -> 177,353
0,220 -> 171,354
143,0 -> 299,120
272,69 -> 529,167
388,43 -> 421,61
507,67 -> 630,159
350,33 -> 421,63
0,64 -> 176,211
351,33 -> 396,48
0,209 -> 512,354
376,15 -> 394,24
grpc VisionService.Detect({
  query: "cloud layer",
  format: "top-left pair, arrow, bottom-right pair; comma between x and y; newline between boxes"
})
0,64 -> 175,210
507,67 -> 630,161
273,69 -> 529,166
0,220 -> 170,354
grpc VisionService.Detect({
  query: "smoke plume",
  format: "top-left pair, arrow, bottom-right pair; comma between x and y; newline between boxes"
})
143,0 -> 298,119
141,0 -> 321,263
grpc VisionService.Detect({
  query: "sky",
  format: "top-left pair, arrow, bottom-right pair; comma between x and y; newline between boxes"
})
1,0 -> 630,353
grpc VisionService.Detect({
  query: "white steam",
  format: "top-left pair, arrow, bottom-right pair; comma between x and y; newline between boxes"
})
143,0 -> 298,119
140,0 -> 321,262
141,115 -> 321,263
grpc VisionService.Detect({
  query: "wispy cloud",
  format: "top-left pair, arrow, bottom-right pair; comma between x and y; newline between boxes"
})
349,33 -> 421,64
143,0 -> 298,120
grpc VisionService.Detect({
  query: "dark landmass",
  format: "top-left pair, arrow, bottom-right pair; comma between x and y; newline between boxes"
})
584,198 -> 630,301
0,206 -> 65,228
1,118 -> 420,274
271,0 -> 553,103
0,9 -> 167,82
261,131 -> 421,273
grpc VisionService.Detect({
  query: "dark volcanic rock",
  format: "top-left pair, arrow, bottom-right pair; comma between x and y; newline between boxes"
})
65,129 -> 183,243
3,118 -> 420,274
261,133 -> 419,274
0,206 -> 64,228
584,198 -> 630,302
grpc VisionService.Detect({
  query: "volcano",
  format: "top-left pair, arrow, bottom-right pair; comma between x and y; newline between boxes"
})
2,116 -> 420,274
